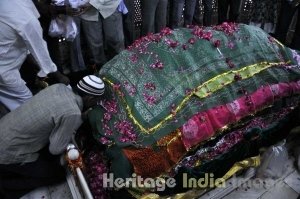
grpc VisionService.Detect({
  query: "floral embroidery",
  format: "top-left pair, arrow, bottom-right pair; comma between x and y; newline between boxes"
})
227,100 -> 240,116
226,58 -> 235,68
170,103 -> 176,116
292,50 -> 300,65
191,26 -> 213,41
150,60 -> 164,69
185,88 -> 193,95
85,151 -> 109,199
227,41 -> 235,49
213,40 -> 221,48
234,73 -> 242,81
102,99 -> 118,114
188,37 -> 196,44
144,82 -> 156,91
182,44 -> 188,50
103,113 -> 111,121
182,119 -> 199,139
268,36 -> 275,43
160,27 -> 173,36
100,137 -> 112,145
138,68 -> 144,75
165,38 -> 180,48
213,22 -> 239,35
101,99 -> 119,139
143,93 -> 157,105
245,94 -> 254,108
123,81 -> 137,96
115,120 -> 137,143
270,84 -> 280,96
129,53 -> 138,63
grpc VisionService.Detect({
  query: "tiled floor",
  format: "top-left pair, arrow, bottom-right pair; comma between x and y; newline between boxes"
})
20,147 -> 300,199
20,182 -> 73,199
219,157 -> 300,199
20,170 -> 80,199
199,143 -> 300,199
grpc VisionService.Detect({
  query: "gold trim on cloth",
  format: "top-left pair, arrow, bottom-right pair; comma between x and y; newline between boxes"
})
193,62 -> 285,98
104,61 -> 287,135
219,156 -> 260,183
274,38 -> 284,48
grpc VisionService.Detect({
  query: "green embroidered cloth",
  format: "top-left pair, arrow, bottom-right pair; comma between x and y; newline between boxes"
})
88,24 -> 300,178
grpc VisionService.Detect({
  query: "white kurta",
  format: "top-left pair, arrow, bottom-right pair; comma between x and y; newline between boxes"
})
0,0 -> 57,110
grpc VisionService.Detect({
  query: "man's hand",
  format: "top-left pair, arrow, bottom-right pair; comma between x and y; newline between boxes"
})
48,71 -> 70,85
68,3 -> 92,16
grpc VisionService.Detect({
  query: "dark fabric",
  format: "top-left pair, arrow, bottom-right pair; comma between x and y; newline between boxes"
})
90,24 -> 300,178
193,0 -> 213,26
171,0 -> 197,28
162,106 -> 300,195
250,0 -> 280,25
123,0 -> 139,47
141,0 -> 168,36
0,148 -> 65,199
96,24 -> 298,147
275,0 -> 300,50
217,0 -> 241,24
33,0 -> 70,74
203,0 -> 213,26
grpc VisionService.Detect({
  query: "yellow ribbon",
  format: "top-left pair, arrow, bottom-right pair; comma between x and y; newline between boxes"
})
104,61 -> 287,134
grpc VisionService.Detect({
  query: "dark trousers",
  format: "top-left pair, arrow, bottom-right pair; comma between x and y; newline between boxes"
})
141,0 -> 168,36
193,0 -> 213,26
0,149 -> 65,199
275,0 -> 300,51
202,0 -> 213,26
123,0 -> 139,47
218,0 -> 241,24
171,0 -> 197,28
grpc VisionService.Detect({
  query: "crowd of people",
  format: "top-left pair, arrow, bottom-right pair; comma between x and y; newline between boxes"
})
0,0 -> 300,198
22,0 -> 300,81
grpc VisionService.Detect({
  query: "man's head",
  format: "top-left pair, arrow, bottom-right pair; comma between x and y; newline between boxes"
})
77,75 -> 105,109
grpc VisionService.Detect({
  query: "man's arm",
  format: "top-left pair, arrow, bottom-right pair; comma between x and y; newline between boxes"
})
18,17 -> 57,77
18,17 -> 69,84
49,113 -> 83,155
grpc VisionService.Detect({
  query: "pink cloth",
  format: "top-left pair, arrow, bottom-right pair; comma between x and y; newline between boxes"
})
181,80 -> 300,149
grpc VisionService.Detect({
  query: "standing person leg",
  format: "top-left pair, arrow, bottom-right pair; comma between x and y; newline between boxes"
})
275,0 -> 296,45
218,0 -> 229,24
70,17 -> 86,73
228,0 -> 241,22
0,70 -> 32,111
141,0 -> 159,35
290,6 -> 300,50
193,0 -> 201,25
123,0 -> 137,47
183,0 -> 197,26
81,17 -> 107,71
103,10 -> 125,60
171,0 -> 185,29
155,0 -> 169,33
203,0 -> 213,26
